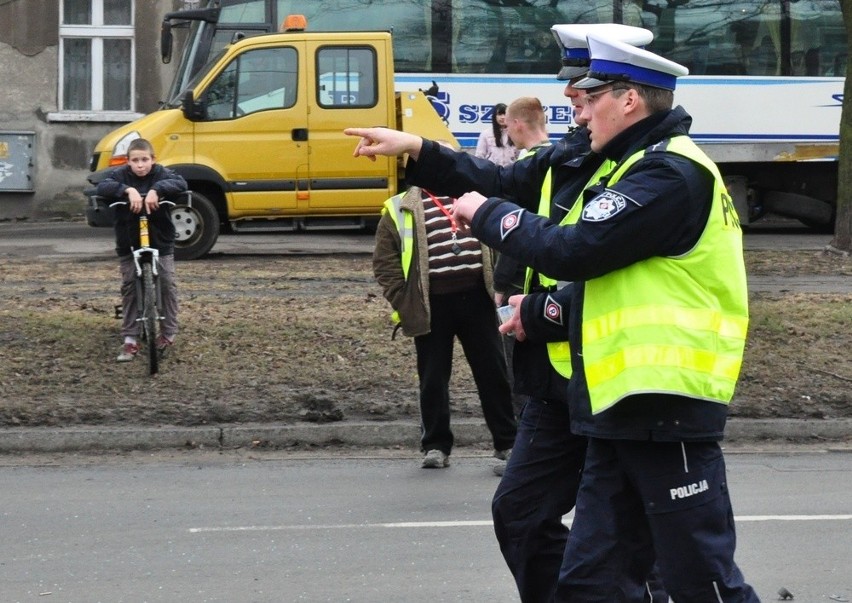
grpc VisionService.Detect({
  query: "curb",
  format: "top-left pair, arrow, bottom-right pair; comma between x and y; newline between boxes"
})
0,418 -> 850,454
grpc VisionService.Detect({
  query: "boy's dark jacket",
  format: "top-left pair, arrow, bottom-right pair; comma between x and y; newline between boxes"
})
96,164 -> 188,257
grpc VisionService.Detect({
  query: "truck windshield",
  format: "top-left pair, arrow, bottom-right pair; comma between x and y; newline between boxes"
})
164,48 -> 228,108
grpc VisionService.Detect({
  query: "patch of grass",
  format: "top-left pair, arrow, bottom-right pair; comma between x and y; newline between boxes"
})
0,251 -> 850,427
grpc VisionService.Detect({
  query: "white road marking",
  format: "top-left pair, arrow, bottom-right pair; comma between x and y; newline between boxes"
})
735,514 -> 852,521
188,515 -> 852,534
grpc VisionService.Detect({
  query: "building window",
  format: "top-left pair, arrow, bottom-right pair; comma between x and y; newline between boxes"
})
59,0 -> 135,112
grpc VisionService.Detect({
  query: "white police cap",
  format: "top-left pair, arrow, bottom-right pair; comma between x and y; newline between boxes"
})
550,23 -> 653,81
575,33 -> 689,90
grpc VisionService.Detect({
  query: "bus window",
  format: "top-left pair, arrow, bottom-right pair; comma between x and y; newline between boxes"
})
277,0 -> 430,72
316,47 -> 377,108
450,2 -> 584,74
171,0 -> 845,81
221,1 -> 267,22
645,0 -> 845,77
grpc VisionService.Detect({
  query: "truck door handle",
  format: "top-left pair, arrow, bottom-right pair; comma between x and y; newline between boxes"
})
292,128 -> 308,141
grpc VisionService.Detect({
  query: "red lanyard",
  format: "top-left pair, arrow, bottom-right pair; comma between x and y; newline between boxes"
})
422,189 -> 461,255
423,189 -> 457,234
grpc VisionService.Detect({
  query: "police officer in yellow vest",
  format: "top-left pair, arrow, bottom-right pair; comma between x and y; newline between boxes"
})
451,34 -> 759,601
491,96 -> 553,422
347,23 -> 669,603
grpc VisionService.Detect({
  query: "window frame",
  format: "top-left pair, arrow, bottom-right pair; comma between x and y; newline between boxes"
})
315,45 -> 378,110
51,0 -> 140,122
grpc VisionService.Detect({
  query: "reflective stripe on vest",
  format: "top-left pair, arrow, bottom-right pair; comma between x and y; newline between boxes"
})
581,136 -> 749,414
521,158 -> 615,379
382,193 -> 413,324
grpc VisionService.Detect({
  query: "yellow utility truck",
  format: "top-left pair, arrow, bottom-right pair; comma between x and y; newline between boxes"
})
85,16 -> 455,260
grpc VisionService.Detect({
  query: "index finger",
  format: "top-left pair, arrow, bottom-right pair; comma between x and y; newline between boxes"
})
343,127 -> 371,138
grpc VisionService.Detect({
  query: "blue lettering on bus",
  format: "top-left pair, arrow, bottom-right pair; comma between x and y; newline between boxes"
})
549,105 -> 575,125
458,104 -> 479,124
426,91 -> 452,122
455,103 -> 575,126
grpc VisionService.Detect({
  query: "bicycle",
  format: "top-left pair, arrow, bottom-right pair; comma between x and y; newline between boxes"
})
95,196 -> 181,375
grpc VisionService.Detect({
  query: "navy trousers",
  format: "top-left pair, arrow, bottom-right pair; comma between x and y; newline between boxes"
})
556,438 -> 760,602
493,400 -> 667,602
492,398 -> 585,602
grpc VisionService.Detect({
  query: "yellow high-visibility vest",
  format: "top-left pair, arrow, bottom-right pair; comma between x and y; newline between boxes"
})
382,192 -> 413,325
521,157 -> 616,379
581,136 -> 749,414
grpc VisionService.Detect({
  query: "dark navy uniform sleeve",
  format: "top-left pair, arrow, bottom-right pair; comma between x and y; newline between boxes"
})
405,133 -> 587,212
519,284 -> 573,343
470,153 -> 714,281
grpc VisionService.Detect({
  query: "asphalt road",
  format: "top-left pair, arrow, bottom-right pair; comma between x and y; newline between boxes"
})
3,219 -> 848,296
0,216 -> 838,259
0,449 -> 849,602
0,221 -> 376,258
1,219 -> 849,602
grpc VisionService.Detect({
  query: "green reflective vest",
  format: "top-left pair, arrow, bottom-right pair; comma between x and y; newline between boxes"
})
581,136 -> 749,414
522,157 -> 616,379
382,192 -> 413,325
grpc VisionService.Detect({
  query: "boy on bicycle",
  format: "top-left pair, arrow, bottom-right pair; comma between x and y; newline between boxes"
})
96,138 -> 188,362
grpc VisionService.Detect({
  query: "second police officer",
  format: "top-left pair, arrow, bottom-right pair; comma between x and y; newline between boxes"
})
347,22 -> 670,603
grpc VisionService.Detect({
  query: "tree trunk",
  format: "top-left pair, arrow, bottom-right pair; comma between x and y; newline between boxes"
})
832,0 -> 852,251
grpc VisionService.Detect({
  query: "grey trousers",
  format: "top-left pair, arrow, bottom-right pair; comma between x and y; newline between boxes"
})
118,253 -> 178,339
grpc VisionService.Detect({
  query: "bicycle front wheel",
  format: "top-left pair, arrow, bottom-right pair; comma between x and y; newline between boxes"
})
142,262 -> 159,375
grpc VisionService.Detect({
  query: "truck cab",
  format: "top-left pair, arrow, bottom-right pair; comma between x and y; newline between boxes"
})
86,21 -> 454,260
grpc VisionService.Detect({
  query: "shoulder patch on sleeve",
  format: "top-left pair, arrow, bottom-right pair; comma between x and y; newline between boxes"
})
543,294 -> 563,326
500,208 -> 525,241
582,189 -> 629,222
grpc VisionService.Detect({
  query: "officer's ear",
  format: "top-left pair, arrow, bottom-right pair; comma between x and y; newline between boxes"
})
621,88 -> 643,117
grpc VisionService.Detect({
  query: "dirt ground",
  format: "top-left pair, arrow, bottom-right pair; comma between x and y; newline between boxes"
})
0,248 -> 849,428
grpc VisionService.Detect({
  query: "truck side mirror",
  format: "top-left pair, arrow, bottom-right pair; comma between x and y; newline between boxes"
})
181,90 -> 207,121
161,20 -> 173,64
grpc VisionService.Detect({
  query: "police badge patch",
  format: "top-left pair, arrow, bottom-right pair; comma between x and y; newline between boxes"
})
544,294 -> 563,326
582,190 -> 627,222
500,209 -> 524,240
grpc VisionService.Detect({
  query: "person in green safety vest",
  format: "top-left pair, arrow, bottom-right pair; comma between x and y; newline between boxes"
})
372,168 -> 517,471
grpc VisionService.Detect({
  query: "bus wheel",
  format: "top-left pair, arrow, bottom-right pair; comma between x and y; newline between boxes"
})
763,191 -> 834,232
172,191 -> 220,261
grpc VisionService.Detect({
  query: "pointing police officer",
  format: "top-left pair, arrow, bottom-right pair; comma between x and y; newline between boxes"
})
450,34 -> 760,601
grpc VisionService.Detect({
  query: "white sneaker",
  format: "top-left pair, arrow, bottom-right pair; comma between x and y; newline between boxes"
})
116,342 -> 139,362
492,448 -> 512,477
421,449 -> 450,468
494,448 -> 512,461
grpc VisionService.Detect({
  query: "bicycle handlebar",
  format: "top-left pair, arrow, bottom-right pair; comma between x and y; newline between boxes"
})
107,199 -> 177,209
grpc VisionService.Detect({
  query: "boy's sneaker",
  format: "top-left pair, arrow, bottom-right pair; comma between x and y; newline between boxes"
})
117,342 -> 139,362
155,335 -> 174,355
421,449 -> 450,469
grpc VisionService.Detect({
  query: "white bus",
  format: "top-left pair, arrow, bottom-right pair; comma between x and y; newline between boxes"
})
161,0 -> 846,229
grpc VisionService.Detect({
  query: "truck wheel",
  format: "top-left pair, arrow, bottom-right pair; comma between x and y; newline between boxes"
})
172,191 -> 220,261
764,191 -> 835,232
